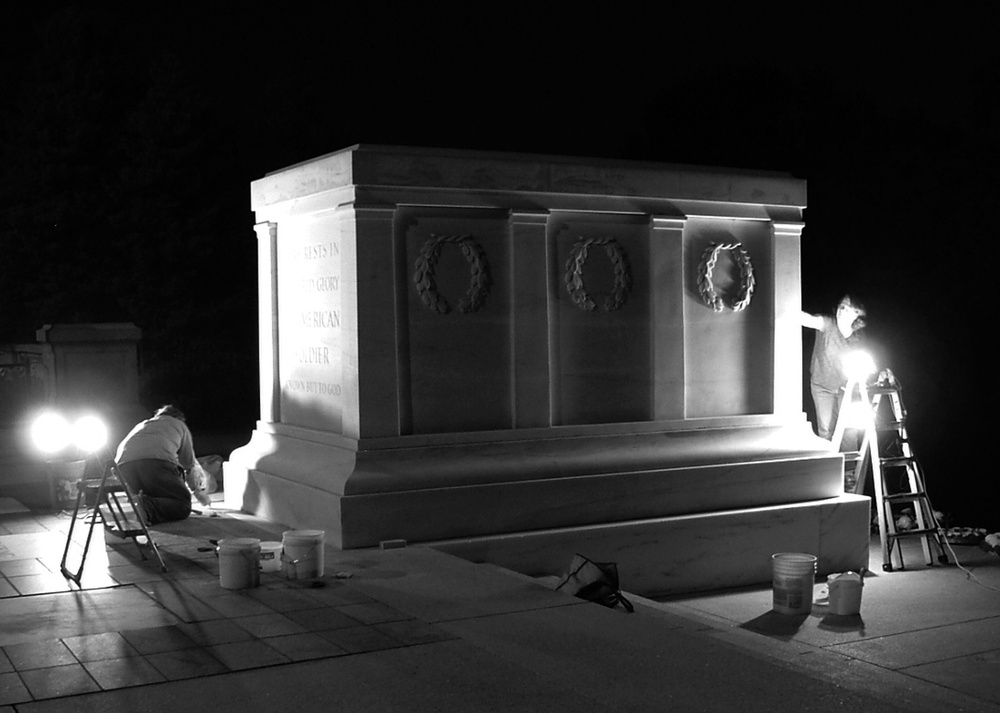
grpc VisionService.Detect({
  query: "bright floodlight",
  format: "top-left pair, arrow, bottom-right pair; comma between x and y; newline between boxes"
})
842,350 -> 876,382
72,415 -> 107,452
31,412 -> 72,454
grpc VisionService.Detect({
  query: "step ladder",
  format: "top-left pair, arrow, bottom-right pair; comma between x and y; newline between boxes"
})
60,459 -> 167,585
832,370 -> 948,572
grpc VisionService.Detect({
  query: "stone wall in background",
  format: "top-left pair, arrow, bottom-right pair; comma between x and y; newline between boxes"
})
0,323 -> 144,509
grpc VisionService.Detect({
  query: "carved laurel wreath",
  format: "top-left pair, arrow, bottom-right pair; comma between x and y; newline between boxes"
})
564,237 -> 633,312
413,234 -> 492,314
697,242 -> 755,312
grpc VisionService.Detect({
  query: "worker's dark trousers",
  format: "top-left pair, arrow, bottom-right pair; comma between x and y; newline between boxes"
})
810,384 -> 840,440
117,459 -> 191,524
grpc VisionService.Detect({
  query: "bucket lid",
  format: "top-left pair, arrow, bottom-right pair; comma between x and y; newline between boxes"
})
771,552 -> 817,562
828,571 -> 863,587
283,530 -> 324,540
219,537 -> 261,550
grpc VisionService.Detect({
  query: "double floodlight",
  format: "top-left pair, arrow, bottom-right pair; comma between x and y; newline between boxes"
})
30,411 -> 108,455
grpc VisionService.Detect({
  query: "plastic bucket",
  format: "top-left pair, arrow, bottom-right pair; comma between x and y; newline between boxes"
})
771,552 -> 817,615
219,537 -> 261,589
282,530 -> 325,579
827,572 -> 864,615
259,541 -> 283,573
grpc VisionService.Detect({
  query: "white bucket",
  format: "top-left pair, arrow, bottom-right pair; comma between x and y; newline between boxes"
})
772,552 -> 817,615
219,537 -> 261,589
259,541 -> 283,573
827,572 -> 864,615
282,530 -> 325,579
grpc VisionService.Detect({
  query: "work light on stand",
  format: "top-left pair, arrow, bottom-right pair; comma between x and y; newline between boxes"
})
30,411 -> 109,456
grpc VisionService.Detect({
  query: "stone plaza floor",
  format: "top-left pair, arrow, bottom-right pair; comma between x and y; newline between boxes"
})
1,494 -> 999,712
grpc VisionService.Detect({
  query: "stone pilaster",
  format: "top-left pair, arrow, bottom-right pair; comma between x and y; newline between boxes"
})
345,204 -> 399,439
509,210 -> 552,428
254,221 -> 279,424
772,221 -> 805,417
650,216 -> 687,420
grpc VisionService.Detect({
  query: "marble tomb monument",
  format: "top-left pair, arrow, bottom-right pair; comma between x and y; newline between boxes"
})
226,145 -> 869,595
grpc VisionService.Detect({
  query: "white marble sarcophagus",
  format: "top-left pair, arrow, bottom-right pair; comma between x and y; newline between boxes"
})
226,145 -> 869,594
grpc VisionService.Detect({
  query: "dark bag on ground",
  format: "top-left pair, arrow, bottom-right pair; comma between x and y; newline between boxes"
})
556,553 -> 634,612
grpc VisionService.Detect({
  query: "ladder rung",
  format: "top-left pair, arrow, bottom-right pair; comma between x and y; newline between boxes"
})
887,527 -> 942,539
876,422 -> 905,431
82,477 -> 124,489
105,523 -> 146,538
880,457 -> 915,468
884,492 -> 929,502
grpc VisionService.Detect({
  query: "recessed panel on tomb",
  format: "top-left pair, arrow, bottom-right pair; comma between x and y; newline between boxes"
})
552,213 -> 651,425
684,218 -> 774,417
401,208 -> 512,434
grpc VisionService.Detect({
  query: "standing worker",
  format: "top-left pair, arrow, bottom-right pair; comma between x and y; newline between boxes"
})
115,405 -> 211,524
802,295 -> 867,440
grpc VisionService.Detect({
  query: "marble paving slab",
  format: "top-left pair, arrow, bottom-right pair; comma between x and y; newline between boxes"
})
825,617 -> 1000,669
0,532 -> 65,561
337,546 -> 583,623
657,537 -> 1000,645
434,602 -> 916,713
903,648 -> 1000,705
0,586 -> 181,647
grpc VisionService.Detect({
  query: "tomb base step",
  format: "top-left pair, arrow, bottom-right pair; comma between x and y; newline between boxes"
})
225,420 -> 845,549
427,495 -> 870,597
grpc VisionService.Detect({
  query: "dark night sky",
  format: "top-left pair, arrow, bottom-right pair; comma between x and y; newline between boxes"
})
3,5 -> 999,524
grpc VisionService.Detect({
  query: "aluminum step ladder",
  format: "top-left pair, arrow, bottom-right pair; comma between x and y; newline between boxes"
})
60,460 -> 167,585
833,371 -> 948,571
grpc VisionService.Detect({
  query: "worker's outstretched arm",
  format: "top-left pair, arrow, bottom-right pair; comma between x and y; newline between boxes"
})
801,310 -> 824,330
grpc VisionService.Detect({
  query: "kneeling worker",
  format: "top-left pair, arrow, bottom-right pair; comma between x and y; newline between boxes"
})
115,405 -> 212,524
